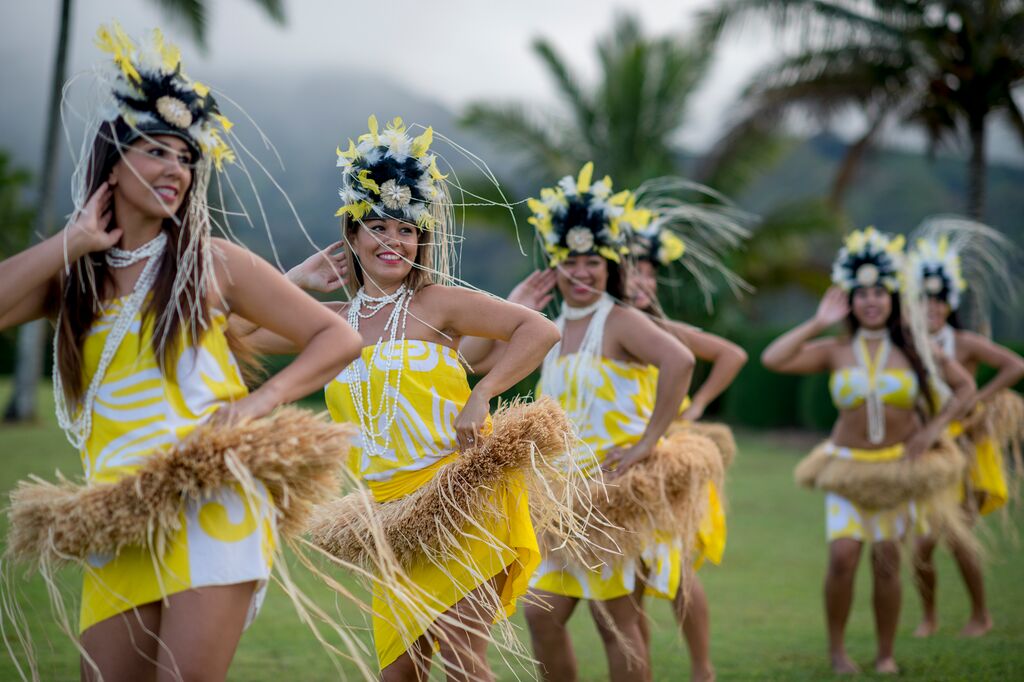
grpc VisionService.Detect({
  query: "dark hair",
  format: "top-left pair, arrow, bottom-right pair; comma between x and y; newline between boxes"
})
846,288 -> 936,415
56,118 -> 212,407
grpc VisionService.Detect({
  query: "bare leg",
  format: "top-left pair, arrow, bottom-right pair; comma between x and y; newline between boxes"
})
871,541 -> 901,674
589,593 -> 649,682
432,572 -> 509,682
950,538 -> 992,637
825,538 -> 862,674
156,581 -> 258,682
380,637 -> 433,682
674,575 -> 714,682
80,603 -> 162,682
524,590 -> 580,682
912,535 -> 939,637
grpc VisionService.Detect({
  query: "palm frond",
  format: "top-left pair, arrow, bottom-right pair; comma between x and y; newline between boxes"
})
532,38 -> 596,145
459,103 -> 579,180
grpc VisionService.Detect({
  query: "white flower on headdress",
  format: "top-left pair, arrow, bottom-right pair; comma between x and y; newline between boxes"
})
380,179 -> 412,210
558,175 -> 579,197
156,95 -> 193,129
924,275 -> 945,295
856,263 -> 880,287
590,179 -> 611,199
566,226 -> 595,253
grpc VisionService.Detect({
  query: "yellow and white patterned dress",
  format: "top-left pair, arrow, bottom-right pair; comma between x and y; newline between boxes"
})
324,340 -> 540,669
78,298 -> 274,633
532,355 -> 725,601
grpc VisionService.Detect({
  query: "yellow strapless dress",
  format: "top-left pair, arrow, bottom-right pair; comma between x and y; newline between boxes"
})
78,300 -> 274,633
324,340 -> 539,669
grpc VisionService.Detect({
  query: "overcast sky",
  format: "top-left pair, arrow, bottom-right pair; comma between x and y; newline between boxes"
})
1,0 -> 1021,171
0,1 -> 775,154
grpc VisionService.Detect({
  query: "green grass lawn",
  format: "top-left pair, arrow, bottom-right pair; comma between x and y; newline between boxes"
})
0,382 -> 1021,680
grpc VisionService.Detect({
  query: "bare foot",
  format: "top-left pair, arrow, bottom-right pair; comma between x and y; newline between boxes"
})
874,657 -> 899,675
960,614 -> 993,637
913,618 -> 938,638
831,653 -> 860,675
691,664 -> 715,682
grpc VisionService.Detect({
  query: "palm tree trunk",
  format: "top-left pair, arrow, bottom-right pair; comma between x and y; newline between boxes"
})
4,0 -> 73,423
966,114 -> 987,221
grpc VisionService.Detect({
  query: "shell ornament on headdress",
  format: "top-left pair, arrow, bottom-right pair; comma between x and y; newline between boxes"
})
96,23 -> 235,169
335,115 -> 445,230
909,235 -> 967,310
831,227 -> 906,292
528,162 -> 649,267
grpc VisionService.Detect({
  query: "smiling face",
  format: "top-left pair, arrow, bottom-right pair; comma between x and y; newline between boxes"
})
108,135 -> 193,220
627,260 -> 657,311
555,254 -> 609,307
851,285 -> 893,330
348,217 -> 420,290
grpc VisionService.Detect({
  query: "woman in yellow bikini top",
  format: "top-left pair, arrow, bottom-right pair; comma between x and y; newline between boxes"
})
906,221 -> 1024,638
240,116 -> 561,679
762,227 -> 974,676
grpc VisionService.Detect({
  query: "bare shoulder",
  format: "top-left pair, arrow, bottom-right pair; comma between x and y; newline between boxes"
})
325,300 -> 349,316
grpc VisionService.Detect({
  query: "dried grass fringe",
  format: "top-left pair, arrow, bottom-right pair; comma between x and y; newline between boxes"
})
668,420 -> 737,469
795,438 -> 980,553
539,429 -> 723,583
976,390 -> 1024,499
307,397 -> 582,570
1,408 -> 391,681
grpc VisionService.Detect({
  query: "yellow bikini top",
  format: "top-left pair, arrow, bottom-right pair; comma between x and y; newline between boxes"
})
829,367 -> 918,410
827,331 -> 919,412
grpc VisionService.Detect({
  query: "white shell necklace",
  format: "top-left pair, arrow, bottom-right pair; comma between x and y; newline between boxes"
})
344,283 -> 412,459
540,293 -> 615,424
53,230 -> 169,450
853,327 -> 891,445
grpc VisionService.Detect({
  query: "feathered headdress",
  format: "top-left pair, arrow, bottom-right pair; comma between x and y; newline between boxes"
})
831,227 -> 905,292
628,177 -> 754,309
908,216 -> 1019,330
910,235 -> 967,309
528,162 -> 647,266
335,115 -> 445,230
95,23 -> 234,168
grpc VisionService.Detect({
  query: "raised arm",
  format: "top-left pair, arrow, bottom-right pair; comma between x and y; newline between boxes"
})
459,269 -> 556,374
603,306 -> 696,478
215,239 -> 362,420
905,352 -> 976,459
0,184 -> 120,329
669,321 -> 748,421
436,285 -> 560,451
958,331 -> 1024,406
761,286 -> 846,375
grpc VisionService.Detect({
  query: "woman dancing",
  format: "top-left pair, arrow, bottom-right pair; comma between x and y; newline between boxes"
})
236,115 -> 562,681
0,24 -> 362,681
907,220 -> 1024,638
762,228 -> 974,674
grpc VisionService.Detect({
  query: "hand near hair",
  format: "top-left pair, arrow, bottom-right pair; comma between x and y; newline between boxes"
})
507,269 -> 557,311
814,286 -> 849,328
287,240 -> 348,293
66,183 -> 121,259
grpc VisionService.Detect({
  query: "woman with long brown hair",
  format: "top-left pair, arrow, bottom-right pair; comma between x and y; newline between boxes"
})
234,115 -> 564,681
762,228 -> 974,674
0,24 -> 362,680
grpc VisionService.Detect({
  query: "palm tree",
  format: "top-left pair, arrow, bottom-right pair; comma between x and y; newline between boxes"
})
461,12 -> 843,320
462,13 -> 712,190
4,0 -> 285,422
700,0 -> 1024,220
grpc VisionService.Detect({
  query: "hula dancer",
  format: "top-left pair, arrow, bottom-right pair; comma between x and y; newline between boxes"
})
0,24 -> 362,681
237,115 -> 564,681
907,218 -> 1024,638
761,227 -> 974,674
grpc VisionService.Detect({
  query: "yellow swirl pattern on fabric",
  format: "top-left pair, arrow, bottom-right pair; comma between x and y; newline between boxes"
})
324,340 -> 539,669
78,300 -> 274,633
534,356 -> 687,601
829,367 -> 918,410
